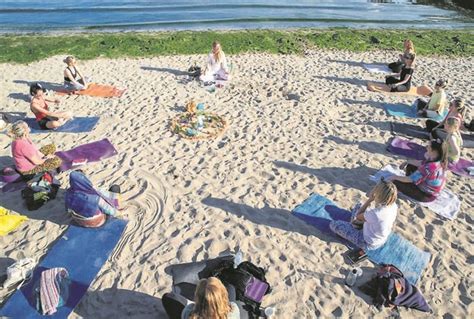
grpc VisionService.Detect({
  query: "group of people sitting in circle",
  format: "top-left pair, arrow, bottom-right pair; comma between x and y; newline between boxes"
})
2,38 -> 470,317
328,39 -> 469,256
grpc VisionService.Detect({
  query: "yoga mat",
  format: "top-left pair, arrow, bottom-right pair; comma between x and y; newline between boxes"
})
363,63 -> 391,74
384,103 -> 447,122
292,193 -> 430,285
24,117 -> 99,133
370,165 -> 461,220
0,218 -> 128,318
390,122 -> 474,148
55,138 -> 118,171
367,82 -> 432,96
387,137 -> 474,179
57,83 -> 125,98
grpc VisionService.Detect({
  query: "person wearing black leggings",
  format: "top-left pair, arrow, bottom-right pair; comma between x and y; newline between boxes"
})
385,53 -> 415,93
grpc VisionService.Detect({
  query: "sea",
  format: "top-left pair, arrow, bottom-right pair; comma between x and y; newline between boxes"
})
0,0 -> 473,34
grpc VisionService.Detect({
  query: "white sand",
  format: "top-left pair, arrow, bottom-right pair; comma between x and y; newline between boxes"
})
0,49 -> 472,318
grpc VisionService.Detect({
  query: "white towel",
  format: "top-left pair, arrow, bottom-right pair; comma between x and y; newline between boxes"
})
363,63 -> 392,74
370,165 -> 461,220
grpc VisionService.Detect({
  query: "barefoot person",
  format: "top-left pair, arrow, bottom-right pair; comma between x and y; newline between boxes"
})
181,277 -> 240,319
388,39 -> 415,73
386,140 -> 447,202
384,53 -> 415,93
329,180 -> 398,251
200,41 -> 230,83
30,83 -> 72,130
63,56 -> 89,91
8,121 -> 62,177
416,79 -> 448,118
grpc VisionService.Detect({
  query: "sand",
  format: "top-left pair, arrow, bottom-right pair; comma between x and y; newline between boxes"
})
0,49 -> 472,318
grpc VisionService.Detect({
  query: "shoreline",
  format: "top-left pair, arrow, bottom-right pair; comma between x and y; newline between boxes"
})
0,29 -> 473,64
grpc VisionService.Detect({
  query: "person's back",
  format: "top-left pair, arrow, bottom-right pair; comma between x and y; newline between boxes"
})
11,137 -> 40,173
427,89 -> 447,113
363,203 -> 398,250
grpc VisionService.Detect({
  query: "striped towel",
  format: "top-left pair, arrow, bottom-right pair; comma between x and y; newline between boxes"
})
39,267 -> 69,315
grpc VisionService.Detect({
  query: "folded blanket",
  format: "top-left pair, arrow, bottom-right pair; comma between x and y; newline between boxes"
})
370,165 -> 461,220
387,137 -> 474,179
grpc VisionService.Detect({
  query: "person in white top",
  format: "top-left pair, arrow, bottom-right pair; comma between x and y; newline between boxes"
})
200,41 -> 230,83
330,179 -> 398,250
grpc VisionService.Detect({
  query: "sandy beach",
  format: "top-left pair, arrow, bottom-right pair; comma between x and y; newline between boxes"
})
0,49 -> 472,318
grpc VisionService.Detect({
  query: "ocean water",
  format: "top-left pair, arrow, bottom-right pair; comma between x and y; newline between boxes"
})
0,0 -> 472,33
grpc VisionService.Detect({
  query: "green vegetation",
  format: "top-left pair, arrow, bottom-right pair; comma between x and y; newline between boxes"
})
0,29 -> 472,64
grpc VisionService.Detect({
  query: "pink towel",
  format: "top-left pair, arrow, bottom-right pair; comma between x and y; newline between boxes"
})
40,267 -> 69,315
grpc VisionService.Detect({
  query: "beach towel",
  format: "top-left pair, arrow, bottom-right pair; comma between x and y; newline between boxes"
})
38,268 -> 70,315
24,117 -> 99,134
390,122 -> 474,148
384,103 -> 447,122
367,82 -> 432,96
363,63 -> 392,74
370,165 -> 461,220
0,207 -> 27,236
0,218 -> 127,318
387,137 -> 474,178
57,83 -> 125,98
292,193 -> 430,284
55,138 -> 118,171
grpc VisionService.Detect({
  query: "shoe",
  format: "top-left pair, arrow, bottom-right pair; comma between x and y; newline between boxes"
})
2,258 -> 35,289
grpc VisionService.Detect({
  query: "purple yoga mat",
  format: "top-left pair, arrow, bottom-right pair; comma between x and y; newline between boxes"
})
387,137 -> 473,179
56,138 -> 118,171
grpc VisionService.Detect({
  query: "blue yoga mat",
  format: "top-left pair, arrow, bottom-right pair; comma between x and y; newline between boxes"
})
292,193 -> 431,285
0,218 -> 127,318
384,103 -> 446,122
24,117 -> 99,133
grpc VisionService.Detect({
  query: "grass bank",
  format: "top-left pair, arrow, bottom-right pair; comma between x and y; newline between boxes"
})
0,29 -> 472,64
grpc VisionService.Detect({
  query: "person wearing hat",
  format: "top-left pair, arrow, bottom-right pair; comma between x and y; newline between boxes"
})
416,79 -> 448,118
30,83 -> 72,130
63,56 -> 89,92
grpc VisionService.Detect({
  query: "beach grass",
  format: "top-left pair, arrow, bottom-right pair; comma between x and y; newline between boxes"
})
0,29 -> 472,64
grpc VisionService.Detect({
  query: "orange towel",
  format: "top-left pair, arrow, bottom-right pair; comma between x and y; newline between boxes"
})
367,82 -> 432,96
57,83 -> 125,98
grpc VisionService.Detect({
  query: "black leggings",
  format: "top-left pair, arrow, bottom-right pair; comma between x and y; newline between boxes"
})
385,76 -> 409,92
393,164 -> 434,202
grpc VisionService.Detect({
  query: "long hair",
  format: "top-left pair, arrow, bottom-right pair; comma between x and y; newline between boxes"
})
189,277 -> 232,319
372,180 -> 397,207
404,39 -> 415,53
451,98 -> 465,117
212,41 -> 223,63
430,140 -> 448,169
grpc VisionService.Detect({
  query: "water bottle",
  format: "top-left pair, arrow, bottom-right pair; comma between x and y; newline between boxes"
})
233,250 -> 243,269
196,115 -> 204,130
345,267 -> 363,287
197,103 -> 204,111
264,307 -> 275,318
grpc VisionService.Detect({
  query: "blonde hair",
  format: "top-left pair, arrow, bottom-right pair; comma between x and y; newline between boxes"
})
446,117 -> 461,130
372,180 -> 397,206
404,39 -> 415,53
451,98 -> 465,117
63,56 -> 75,65
212,41 -> 223,63
189,277 -> 232,319
8,120 -> 29,140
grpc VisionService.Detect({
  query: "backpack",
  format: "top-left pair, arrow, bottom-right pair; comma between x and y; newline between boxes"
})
187,65 -> 202,78
21,172 -> 59,211
360,264 -> 431,313
217,261 -> 271,318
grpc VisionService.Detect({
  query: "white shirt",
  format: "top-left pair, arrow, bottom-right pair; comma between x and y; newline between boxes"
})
363,203 -> 398,249
207,51 -> 229,74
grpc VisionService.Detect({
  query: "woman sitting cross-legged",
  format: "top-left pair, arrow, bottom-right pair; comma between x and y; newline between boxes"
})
181,277 -> 240,319
330,180 -> 398,251
416,79 -> 448,118
384,52 -> 415,93
386,140 -> 447,202
63,55 -> 89,92
426,98 -> 466,137
200,41 -> 230,84
65,170 -> 121,228
9,120 -> 62,178
30,83 -> 72,130
442,117 -> 463,164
